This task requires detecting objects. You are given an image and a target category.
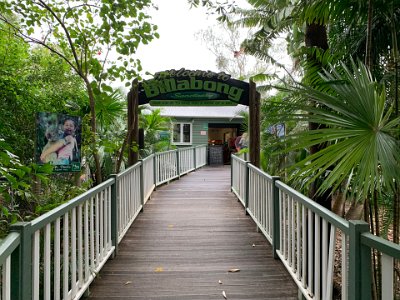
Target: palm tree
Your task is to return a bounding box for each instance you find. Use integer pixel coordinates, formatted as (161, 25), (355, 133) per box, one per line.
(279, 60), (399, 204)
(88, 89), (126, 179)
(139, 108), (172, 157)
(275, 59), (399, 299)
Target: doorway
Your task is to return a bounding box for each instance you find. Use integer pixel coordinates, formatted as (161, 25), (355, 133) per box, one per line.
(208, 123), (242, 164)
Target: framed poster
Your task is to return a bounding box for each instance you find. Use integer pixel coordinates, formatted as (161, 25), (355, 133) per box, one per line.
(36, 112), (82, 172)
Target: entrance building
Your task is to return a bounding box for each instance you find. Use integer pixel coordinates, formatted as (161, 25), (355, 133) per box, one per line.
(149, 105), (247, 164)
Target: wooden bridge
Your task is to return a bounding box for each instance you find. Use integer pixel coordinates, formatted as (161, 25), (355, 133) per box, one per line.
(1, 145), (400, 300)
(87, 166), (297, 299)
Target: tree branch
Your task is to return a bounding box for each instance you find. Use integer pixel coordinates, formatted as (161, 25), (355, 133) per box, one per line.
(0, 16), (81, 75)
(37, 0), (82, 73)
(62, 3), (100, 24)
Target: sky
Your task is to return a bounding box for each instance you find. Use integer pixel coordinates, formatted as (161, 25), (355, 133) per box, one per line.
(135, 0), (221, 78)
(134, 0), (291, 82)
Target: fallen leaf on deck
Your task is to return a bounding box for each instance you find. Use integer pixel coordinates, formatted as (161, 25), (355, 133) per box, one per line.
(124, 281), (132, 285)
(155, 267), (164, 272)
(228, 268), (240, 273)
(222, 290), (227, 299)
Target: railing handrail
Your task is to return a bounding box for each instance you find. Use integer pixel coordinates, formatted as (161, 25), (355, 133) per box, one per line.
(275, 180), (350, 233)
(1, 145), (208, 300)
(361, 232), (400, 258)
(231, 153), (247, 164)
(0, 232), (19, 265)
(30, 178), (115, 231)
(155, 149), (177, 156)
(115, 161), (141, 178)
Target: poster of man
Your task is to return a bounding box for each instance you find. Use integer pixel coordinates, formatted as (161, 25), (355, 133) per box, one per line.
(36, 112), (82, 172)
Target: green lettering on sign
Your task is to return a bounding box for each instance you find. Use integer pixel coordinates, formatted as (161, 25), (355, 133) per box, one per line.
(138, 69), (250, 106)
(149, 100), (237, 106)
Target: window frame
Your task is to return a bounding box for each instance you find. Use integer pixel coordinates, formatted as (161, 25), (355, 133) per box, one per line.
(171, 122), (193, 145)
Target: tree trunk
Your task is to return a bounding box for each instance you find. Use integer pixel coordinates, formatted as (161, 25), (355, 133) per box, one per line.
(84, 79), (102, 184)
(362, 196), (379, 300)
(394, 184), (400, 244)
(304, 22), (331, 209)
(392, 19), (399, 245)
(365, 0), (373, 69)
(115, 115), (138, 173)
(373, 191), (381, 299)
(127, 80), (139, 167)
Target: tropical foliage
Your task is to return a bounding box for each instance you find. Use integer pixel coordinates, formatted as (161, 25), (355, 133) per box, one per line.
(139, 108), (173, 157)
(278, 61), (399, 200)
(189, 1), (400, 296)
(0, 1), (162, 236)
(0, 0), (158, 183)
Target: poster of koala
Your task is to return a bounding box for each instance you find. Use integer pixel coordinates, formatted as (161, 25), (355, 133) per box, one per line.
(36, 112), (82, 172)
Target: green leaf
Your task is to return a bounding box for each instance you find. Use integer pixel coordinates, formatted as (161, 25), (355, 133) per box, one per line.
(276, 60), (400, 200)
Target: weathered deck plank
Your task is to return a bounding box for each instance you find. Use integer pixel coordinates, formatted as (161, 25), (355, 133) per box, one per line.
(87, 166), (298, 299)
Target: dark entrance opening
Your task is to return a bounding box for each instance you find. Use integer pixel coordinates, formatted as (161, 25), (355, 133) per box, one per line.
(208, 123), (242, 165)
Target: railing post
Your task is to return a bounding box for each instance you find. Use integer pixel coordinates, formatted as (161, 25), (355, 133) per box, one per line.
(153, 153), (157, 188)
(272, 177), (280, 259)
(110, 174), (119, 257)
(139, 160), (144, 212)
(230, 155), (233, 192)
(10, 222), (32, 300)
(193, 146), (197, 170)
(176, 149), (180, 178)
(348, 220), (371, 300)
(244, 162), (250, 214)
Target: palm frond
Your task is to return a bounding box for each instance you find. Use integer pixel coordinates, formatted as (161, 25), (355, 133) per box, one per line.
(276, 60), (400, 200)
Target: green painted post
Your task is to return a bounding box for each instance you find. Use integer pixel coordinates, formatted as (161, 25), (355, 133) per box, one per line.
(272, 176), (280, 259)
(348, 220), (371, 300)
(244, 162), (250, 214)
(360, 235), (372, 300)
(110, 175), (119, 257)
(176, 149), (180, 178)
(139, 160), (144, 212)
(10, 222), (32, 300)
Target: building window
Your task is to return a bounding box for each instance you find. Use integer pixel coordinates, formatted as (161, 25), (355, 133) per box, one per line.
(172, 123), (192, 145)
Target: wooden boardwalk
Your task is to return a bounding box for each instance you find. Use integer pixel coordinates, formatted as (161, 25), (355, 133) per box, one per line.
(87, 166), (298, 299)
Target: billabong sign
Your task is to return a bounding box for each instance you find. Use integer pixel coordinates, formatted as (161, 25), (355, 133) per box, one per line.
(138, 68), (250, 106)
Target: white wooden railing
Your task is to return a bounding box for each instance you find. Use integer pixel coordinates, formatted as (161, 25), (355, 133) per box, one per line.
(29, 179), (115, 300)
(142, 154), (155, 204)
(0, 232), (19, 300)
(247, 164), (276, 244)
(231, 155), (248, 207)
(115, 163), (142, 243)
(276, 182), (348, 300)
(231, 154), (400, 300)
(195, 145), (207, 168)
(2, 145), (207, 300)
(155, 145), (208, 185)
(178, 147), (195, 175)
(155, 150), (178, 185)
